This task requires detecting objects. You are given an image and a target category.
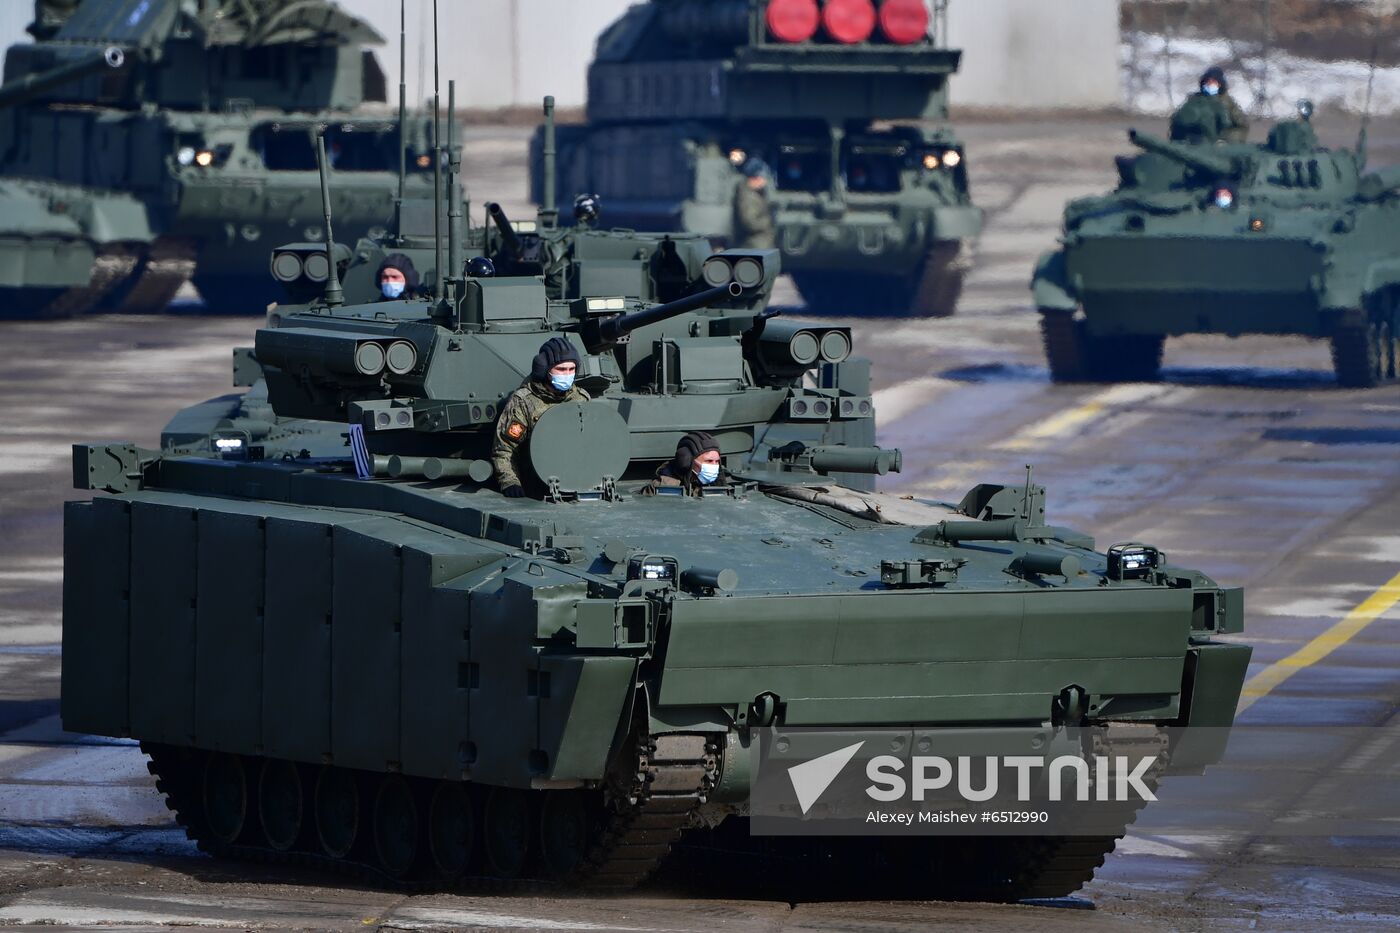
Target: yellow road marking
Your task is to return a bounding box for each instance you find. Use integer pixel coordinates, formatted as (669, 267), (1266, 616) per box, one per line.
(1237, 568), (1400, 712)
(996, 384), (1172, 452)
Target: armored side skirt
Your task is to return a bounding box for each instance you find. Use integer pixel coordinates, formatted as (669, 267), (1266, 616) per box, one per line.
(61, 493), (635, 789)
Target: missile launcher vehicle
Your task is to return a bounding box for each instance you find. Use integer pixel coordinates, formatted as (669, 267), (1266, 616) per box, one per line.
(0, 0), (438, 317)
(530, 0), (982, 317)
(1034, 101), (1400, 387)
(63, 136), (1251, 896)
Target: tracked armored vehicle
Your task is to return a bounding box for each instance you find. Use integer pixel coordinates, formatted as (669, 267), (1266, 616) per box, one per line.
(64, 150), (1250, 896)
(170, 96), (877, 486)
(0, 0), (437, 317)
(1034, 102), (1400, 387)
(531, 0), (982, 317)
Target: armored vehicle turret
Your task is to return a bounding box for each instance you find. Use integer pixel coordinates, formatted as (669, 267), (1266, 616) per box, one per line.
(1033, 102), (1400, 387)
(529, 0), (982, 317)
(0, 0), (440, 317)
(62, 156), (1250, 897)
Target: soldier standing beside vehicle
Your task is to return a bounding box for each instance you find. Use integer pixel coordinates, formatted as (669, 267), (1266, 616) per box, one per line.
(492, 336), (591, 498)
(640, 431), (730, 496)
(733, 157), (775, 249)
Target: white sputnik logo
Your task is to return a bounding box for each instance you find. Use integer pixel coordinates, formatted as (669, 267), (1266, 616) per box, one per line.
(787, 742), (864, 815)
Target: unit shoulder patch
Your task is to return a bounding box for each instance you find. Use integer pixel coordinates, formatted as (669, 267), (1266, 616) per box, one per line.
(507, 421), (526, 440)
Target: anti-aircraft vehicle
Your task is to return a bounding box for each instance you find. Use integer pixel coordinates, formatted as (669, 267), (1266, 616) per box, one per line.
(63, 109), (1250, 901)
(0, 0), (438, 317)
(1034, 99), (1400, 387)
(531, 0), (982, 316)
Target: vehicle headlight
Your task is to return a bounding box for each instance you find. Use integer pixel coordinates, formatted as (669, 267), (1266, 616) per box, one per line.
(942, 149), (962, 168)
(1213, 187), (1235, 209)
(922, 152), (940, 170)
(177, 147), (197, 166)
(728, 148), (747, 166)
(195, 149), (216, 168)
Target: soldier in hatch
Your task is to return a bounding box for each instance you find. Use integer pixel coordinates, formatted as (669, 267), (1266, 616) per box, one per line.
(640, 431), (731, 497)
(491, 336), (591, 498)
(1171, 66), (1249, 144)
(376, 253), (419, 301)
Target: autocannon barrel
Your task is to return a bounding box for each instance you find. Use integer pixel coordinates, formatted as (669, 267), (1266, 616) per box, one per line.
(486, 202), (522, 258)
(1128, 129), (1237, 177)
(808, 446), (902, 475)
(585, 282), (742, 349)
(0, 45), (126, 110)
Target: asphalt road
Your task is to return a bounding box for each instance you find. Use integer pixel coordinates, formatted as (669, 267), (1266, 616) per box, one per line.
(0, 113), (1398, 931)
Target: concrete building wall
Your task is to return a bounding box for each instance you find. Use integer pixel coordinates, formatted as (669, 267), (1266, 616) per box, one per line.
(0, 1), (1122, 111)
(946, 0), (1122, 109)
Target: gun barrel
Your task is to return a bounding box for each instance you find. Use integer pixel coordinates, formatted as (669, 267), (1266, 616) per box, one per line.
(487, 202), (522, 257)
(1128, 128), (1236, 176)
(592, 282), (742, 347)
(0, 45), (126, 110)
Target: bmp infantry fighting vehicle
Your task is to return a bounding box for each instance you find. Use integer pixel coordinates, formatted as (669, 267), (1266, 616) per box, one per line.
(531, 0), (982, 316)
(1034, 101), (1400, 387)
(0, 0), (437, 317)
(64, 152), (1250, 897)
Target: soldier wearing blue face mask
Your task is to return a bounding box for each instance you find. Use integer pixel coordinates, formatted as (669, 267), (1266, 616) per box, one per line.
(492, 336), (592, 498)
(1173, 66), (1249, 144)
(640, 431), (730, 497)
(376, 253), (420, 301)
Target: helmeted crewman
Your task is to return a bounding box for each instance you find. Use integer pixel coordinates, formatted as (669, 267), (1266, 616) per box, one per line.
(574, 193), (602, 228)
(1171, 66), (1249, 144)
(491, 336), (591, 497)
(376, 253), (420, 301)
(640, 431), (730, 497)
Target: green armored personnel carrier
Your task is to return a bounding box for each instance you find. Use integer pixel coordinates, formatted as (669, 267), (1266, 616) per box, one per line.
(0, 0), (438, 317)
(1034, 101), (1400, 387)
(530, 0), (982, 316)
(63, 138), (1250, 895)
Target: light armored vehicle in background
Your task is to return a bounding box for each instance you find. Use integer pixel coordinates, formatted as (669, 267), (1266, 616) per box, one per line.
(530, 0), (982, 316)
(63, 146), (1249, 896)
(1033, 102), (1400, 387)
(0, 0), (438, 317)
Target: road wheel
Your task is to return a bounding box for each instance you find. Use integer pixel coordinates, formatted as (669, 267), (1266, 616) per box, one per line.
(258, 759), (304, 852)
(539, 791), (594, 880)
(202, 753), (248, 845)
(372, 775), (421, 878)
(911, 240), (971, 317)
(1331, 313), (1389, 388)
(483, 787), (533, 878)
(427, 781), (476, 881)
(313, 766), (360, 859)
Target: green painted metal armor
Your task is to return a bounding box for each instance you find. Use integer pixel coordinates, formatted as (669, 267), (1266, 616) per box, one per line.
(1033, 103), (1400, 387)
(529, 0), (982, 316)
(0, 0), (438, 317)
(64, 186), (1249, 892)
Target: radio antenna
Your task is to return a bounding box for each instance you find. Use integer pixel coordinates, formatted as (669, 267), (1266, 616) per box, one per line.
(431, 0), (444, 306)
(395, 0), (407, 233)
(315, 132), (343, 308)
(1357, 25), (1380, 169)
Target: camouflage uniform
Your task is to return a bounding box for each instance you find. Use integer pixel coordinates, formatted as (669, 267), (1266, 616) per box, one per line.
(1215, 92), (1250, 143)
(491, 378), (590, 490)
(733, 182), (775, 250)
